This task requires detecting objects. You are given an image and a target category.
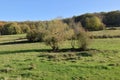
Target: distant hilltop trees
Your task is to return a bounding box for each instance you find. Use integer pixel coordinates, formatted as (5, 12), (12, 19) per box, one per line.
(64, 10), (120, 28)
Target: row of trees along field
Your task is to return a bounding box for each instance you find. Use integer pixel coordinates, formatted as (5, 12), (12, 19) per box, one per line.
(27, 20), (90, 51)
(0, 21), (43, 35)
(0, 20), (90, 51)
(0, 10), (120, 35)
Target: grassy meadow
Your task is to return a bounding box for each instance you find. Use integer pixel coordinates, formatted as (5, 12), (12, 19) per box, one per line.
(0, 31), (120, 80)
(89, 29), (120, 38)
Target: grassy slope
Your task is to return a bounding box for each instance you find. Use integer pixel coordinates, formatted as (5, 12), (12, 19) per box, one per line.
(89, 30), (120, 38)
(0, 34), (120, 80)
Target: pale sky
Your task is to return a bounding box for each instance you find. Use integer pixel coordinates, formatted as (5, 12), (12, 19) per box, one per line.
(0, 0), (120, 21)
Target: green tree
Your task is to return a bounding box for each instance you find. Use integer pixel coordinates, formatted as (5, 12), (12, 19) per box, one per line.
(2, 22), (22, 35)
(26, 29), (39, 42)
(0, 22), (5, 35)
(104, 11), (120, 27)
(84, 16), (105, 31)
(20, 24), (31, 33)
(44, 20), (73, 51)
(26, 22), (47, 42)
(77, 26), (90, 50)
(70, 22), (90, 50)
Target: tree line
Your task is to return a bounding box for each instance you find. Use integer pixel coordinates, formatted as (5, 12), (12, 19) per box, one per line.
(0, 10), (120, 35)
(64, 10), (120, 29)
(27, 20), (90, 51)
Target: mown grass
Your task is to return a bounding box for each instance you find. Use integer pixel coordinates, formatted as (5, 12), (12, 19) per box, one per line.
(0, 34), (120, 80)
(89, 38), (120, 51)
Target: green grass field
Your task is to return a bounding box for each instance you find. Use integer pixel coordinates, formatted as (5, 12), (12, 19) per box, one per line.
(89, 30), (120, 38)
(0, 34), (120, 80)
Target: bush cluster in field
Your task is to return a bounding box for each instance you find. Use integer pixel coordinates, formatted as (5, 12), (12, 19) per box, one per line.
(27, 20), (90, 51)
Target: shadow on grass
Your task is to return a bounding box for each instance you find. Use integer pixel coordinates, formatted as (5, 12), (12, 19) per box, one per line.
(0, 40), (89, 55)
(0, 48), (88, 55)
(0, 49), (51, 55)
(0, 40), (37, 45)
(0, 40), (118, 55)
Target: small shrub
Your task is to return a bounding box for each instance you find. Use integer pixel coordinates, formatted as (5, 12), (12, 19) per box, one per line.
(70, 22), (90, 50)
(26, 29), (38, 42)
(43, 20), (74, 51)
(83, 15), (105, 31)
(76, 26), (90, 51)
(20, 24), (31, 33)
(1, 22), (22, 35)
